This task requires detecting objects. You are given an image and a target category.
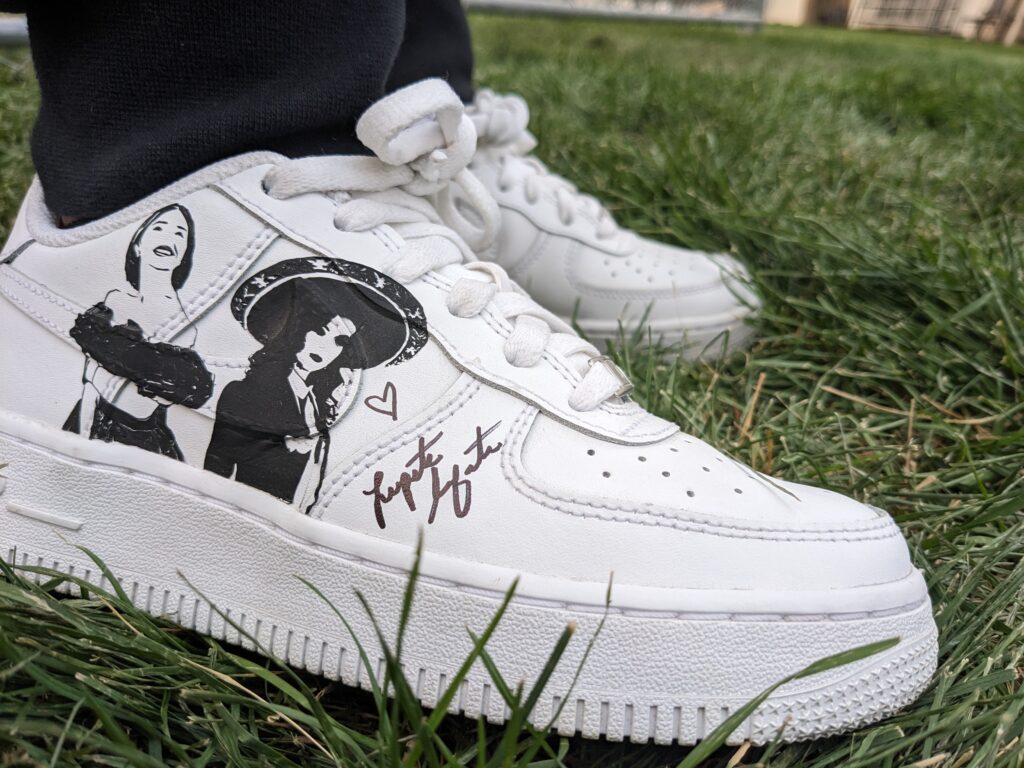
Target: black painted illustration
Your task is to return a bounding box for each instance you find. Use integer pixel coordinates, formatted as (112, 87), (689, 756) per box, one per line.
(203, 257), (427, 513)
(63, 204), (214, 459)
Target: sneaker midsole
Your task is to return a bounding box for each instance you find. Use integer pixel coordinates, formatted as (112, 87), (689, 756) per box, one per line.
(0, 410), (938, 743)
(0, 409), (928, 617)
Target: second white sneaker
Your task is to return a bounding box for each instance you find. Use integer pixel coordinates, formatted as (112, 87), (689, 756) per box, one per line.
(468, 89), (760, 360)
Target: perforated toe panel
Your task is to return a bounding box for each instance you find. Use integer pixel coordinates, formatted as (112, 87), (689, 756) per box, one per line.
(518, 412), (887, 531)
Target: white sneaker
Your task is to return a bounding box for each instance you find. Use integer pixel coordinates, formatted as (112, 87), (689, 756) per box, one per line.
(0, 79), (933, 745)
(468, 90), (759, 360)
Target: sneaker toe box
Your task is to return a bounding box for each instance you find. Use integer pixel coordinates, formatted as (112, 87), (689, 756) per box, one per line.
(568, 238), (760, 355)
(518, 418), (918, 597)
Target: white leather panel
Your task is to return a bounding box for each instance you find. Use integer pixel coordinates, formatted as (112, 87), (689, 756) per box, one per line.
(520, 410), (888, 530)
(415, 270), (678, 443)
(213, 164), (678, 445)
(0, 294), (84, 429)
(470, 150), (632, 256)
(312, 386), (912, 591)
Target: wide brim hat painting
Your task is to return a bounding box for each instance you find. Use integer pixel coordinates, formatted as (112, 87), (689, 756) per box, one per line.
(231, 256), (428, 369)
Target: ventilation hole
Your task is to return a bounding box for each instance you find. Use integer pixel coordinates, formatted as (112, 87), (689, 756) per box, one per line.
(734, 488), (743, 494)
(702, 466), (710, 472)
(610, 271), (617, 278)
(670, 447), (679, 453)
(686, 490), (695, 497)
(587, 449), (596, 456)
(638, 456), (646, 462)
(602, 471), (611, 478)
(662, 471), (671, 477)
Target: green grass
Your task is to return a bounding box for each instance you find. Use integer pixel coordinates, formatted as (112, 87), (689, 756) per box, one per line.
(2, 15), (1024, 768)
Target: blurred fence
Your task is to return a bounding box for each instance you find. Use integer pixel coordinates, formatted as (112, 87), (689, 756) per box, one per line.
(0, 3), (765, 50)
(0, 15), (26, 46)
(467, 0), (765, 25)
(2, 1), (1020, 44)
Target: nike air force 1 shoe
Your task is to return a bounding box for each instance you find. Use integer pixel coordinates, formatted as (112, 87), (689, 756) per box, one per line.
(0, 79), (933, 745)
(468, 90), (759, 360)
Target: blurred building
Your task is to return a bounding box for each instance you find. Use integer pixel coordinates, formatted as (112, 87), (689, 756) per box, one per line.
(762, 0), (1023, 37)
(847, 0), (1024, 39)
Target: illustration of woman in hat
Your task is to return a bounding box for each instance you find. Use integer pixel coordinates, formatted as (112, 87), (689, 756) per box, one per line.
(203, 256), (426, 514)
(63, 204), (214, 459)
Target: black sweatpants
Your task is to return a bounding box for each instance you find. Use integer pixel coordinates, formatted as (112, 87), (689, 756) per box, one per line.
(6, 0), (475, 222)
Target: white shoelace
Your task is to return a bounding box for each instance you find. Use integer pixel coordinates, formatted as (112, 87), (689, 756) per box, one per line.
(469, 89), (620, 241)
(261, 79), (631, 412)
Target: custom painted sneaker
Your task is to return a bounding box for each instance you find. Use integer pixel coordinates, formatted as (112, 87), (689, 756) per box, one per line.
(0, 80), (934, 745)
(468, 89), (759, 360)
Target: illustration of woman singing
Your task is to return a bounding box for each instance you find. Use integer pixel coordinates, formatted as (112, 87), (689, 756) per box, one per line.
(204, 257), (427, 513)
(63, 204), (214, 459)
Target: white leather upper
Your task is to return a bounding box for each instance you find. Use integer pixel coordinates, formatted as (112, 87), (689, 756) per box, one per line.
(0, 83), (917, 609)
(467, 91), (759, 340)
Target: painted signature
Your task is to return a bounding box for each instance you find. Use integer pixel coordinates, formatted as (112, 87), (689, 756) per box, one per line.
(364, 422), (503, 529)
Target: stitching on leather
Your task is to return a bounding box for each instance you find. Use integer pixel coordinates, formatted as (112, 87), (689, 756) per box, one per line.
(202, 357), (253, 369)
(502, 407), (899, 542)
(564, 237), (582, 290)
(24, 155), (283, 248)
(214, 179), (375, 268)
(419, 273), (674, 441)
(620, 408), (659, 437)
(0, 280), (66, 336)
(548, 224), (731, 301)
(370, 227), (402, 253)
(448, 248), (669, 432)
(510, 229), (551, 278)
(420, 272), (584, 391)
(167, 190), (669, 444)
(575, 279), (727, 302)
(1, 268), (83, 318)
(494, 198), (630, 258)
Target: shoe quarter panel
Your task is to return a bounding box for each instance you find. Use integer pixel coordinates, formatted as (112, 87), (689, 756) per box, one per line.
(1, 177), (461, 519)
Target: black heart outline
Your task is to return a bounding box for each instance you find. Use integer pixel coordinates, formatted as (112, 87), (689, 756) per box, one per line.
(364, 381), (398, 421)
